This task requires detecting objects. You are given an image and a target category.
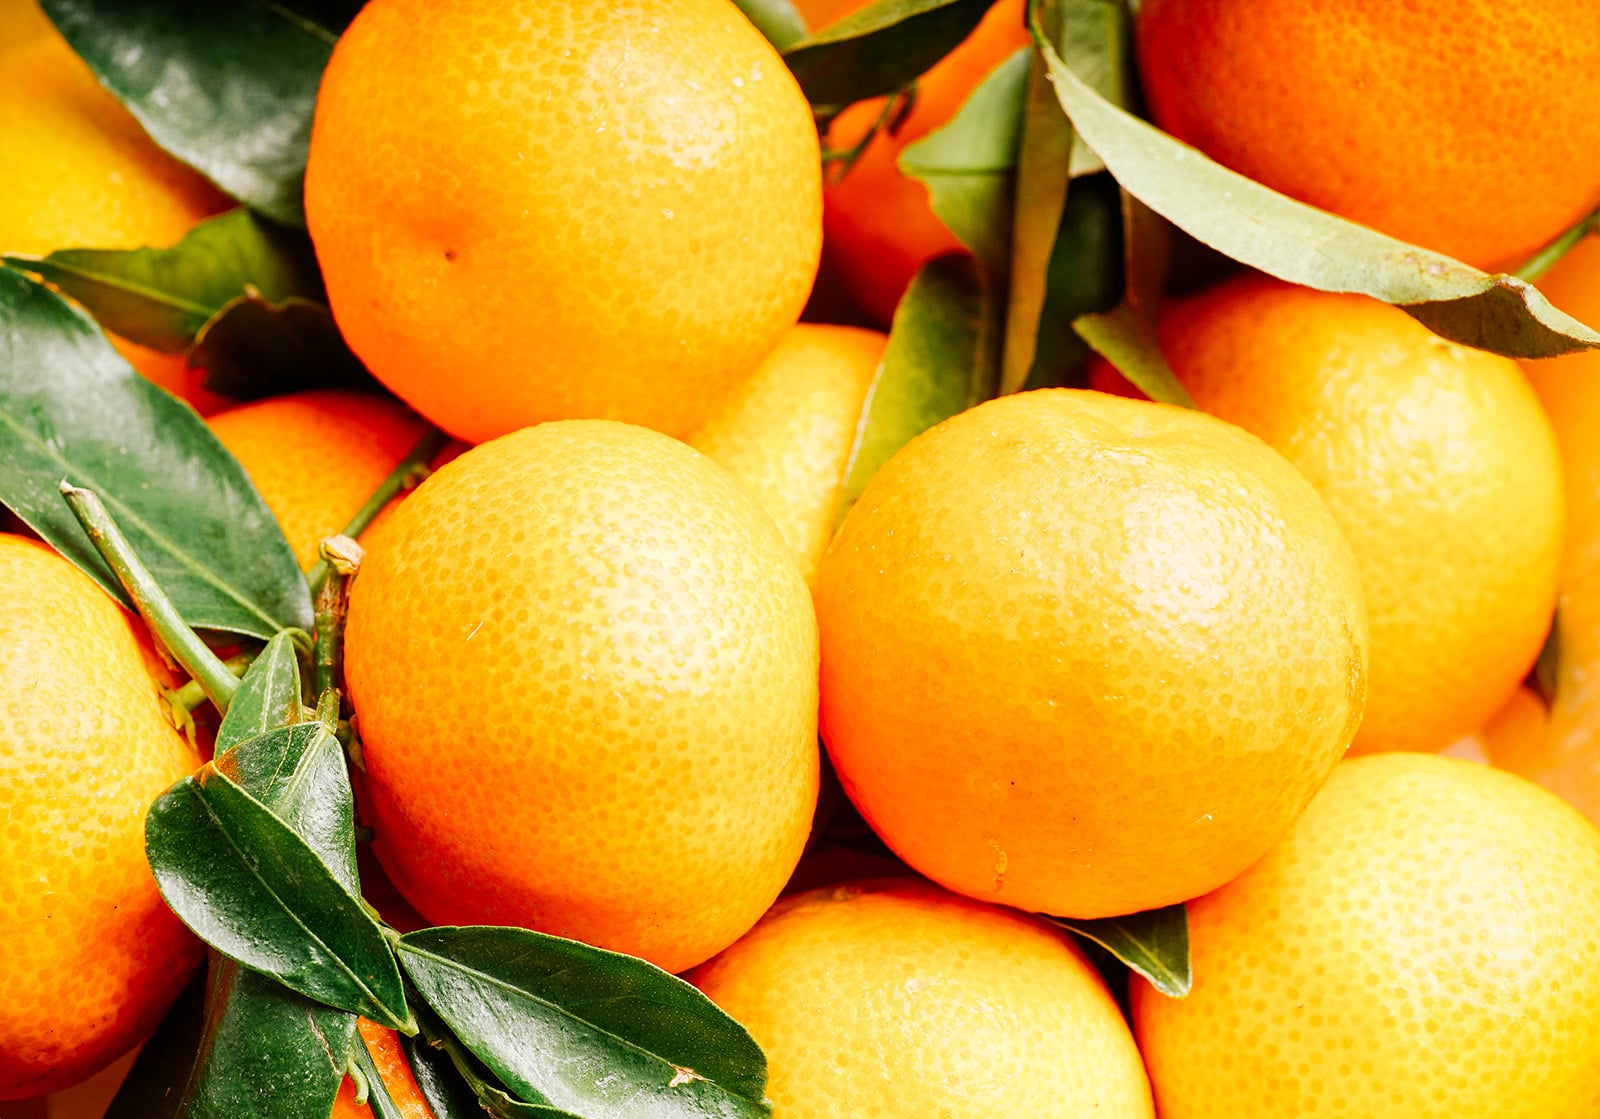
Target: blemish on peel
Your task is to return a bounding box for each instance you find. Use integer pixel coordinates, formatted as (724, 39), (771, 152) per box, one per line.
(988, 839), (1008, 891)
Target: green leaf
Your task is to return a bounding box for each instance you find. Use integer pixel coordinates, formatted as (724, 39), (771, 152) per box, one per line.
(899, 47), (1030, 274)
(398, 926), (771, 1119)
(192, 293), (377, 402)
(1533, 614), (1561, 708)
(401, 1030), (491, 1119)
(145, 765), (408, 1028)
(39, 0), (360, 225)
(104, 967), (208, 1119)
(1050, 902), (1191, 998)
(1022, 172), (1125, 389)
(837, 254), (1000, 522)
(215, 633), (305, 753)
(1056, 0), (1136, 177)
(731, 0), (809, 49)
(3, 209), (324, 354)
(784, 0), (999, 110)
(0, 265), (311, 638)
(1028, 0), (1600, 359)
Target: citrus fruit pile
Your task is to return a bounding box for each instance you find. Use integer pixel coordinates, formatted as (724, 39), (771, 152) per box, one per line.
(3, 0), (1600, 1117)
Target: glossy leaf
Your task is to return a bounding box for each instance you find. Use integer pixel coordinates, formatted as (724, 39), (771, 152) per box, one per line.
(0, 266), (311, 638)
(784, 0), (999, 110)
(40, 0), (361, 225)
(1051, 902), (1191, 998)
(215, 633), (305, 753)
(399, 926), (771, 1119)
(145, 765), (408, 1028)
(192, 293), (376, 402)
(401, 1029), (491, 1119)
(900, 47), (1030, 274)
(1028, 0), (1600, 358)
(3, 209), (323, 354)
(837, 254), (1000, 521)
(731, 0), (808, 49)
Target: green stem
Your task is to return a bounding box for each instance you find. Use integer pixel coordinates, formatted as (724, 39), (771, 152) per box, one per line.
(166, 652), (256, 716)
(306, 427), (449, 597)
(820, 83), (917, 178)
(353, 1034), (407, 1119)
(313, 537), (361, 701)
(1516, 211), (1599, 283)
(61, 483), (239, 713)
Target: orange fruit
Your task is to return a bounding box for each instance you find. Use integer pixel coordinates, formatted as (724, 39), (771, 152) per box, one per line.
(344, 420), (819, 974)
(0, 0), (50, 57)
(688, 322), (885, 587)
(208, 390), (430, 571)
(329, 1020), (436, 1119)
(1133, 753), (1600, 1118)
(110, 335), (230, 417)
(304, 0), (822, 445)
(690, 878), (1153, 1117)
(1136, 0), (1600, 270)
(816, 388), (1367, 919)
(0, 535), (203, 1099)
(1441, 685), (1549, 770)
(1092, 275), (1563, 754)
(819, 0), (1027, 324)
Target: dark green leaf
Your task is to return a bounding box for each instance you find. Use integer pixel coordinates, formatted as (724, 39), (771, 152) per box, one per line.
(215, 633), (305, 753)
(1023, 172), (1124, 389)
(399, 926), (771, 1119)
(211, 723), (359, 891)
(402, 1030), (493, 1119)
(1533, 614), (1561, 707)
(837, 254), (1000, 522)
(40, 0), (361, 225)
(3, 209), (324, 354)
(1028, 0), (1600, 359)
(784, 0), (999, 110)
(145, 765), (408, 1028)
(1050, 902), (1191, 998)
(899, 47), (1030, 274)
(1056, 0), (1135, 176)
(0, 265), (311, 638)
(731, 0), (808, 49)
(192, 293), (377, 402)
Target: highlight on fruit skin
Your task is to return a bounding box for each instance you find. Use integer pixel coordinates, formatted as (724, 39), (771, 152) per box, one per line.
(343, 419), (820, 975)
(816, 388), (1369, 921)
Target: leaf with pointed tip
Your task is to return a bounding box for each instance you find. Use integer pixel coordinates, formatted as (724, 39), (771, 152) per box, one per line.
(1022, 172), (1125, 390)
(784, 0), (999, 110)
(0, 265), (311, 638)
(399, 926), (771, 1119)
(900, 47), (1029, 274)
(1028, 0), (1600, 358)
(1050, 902), (1191, 997)
(1056, 0), (1136, 177)
(215, 633), (304, 753)
(40, 0), (362, 225)
(731, 0), (808, 49)
(145, 765), (407, 1028)
(192, 293), (377, 402)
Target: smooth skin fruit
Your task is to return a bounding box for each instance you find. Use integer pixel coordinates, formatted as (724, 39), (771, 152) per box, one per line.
(208, 390), (431, 570)
(305, 0), (822, 445)
(816, 0), (1027, 324)
(1093, 275), (1563, 754)
(1134, 753), (1600, 1118)
(344, 420), (820, 974)
(329, 1021), (436, 1119)
(688, 322), (886, 587)
(0, 536), (203, 1099)
(691, 879), (1153, 1118)
(0, 0), (50, 57)
(1137, 0), (1600, 270)
(817, 388), (1368, 919)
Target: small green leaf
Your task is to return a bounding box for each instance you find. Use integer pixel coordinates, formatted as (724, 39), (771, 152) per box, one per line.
(1028, 0), (1600, 359)
(40, 0), (361, 225)
(399, 926), (771, 1119)
(192, 293), (377, 402)
(899, 47), (1030, 274)
(215, 633), (305, 753)
(0, 265), (311, 639)
(3, 209), (323, 354)
(785, 0), (999, 111)
(838, 254), (1001, 522)
(1023, 172), (1125, 389)
(145, 765), (408, 1028)
(1056, 0), (1135, 177)
(1051, 902), (1191, 998)
(731, 0), (809, 49)
(401, 1029), (490, 1119)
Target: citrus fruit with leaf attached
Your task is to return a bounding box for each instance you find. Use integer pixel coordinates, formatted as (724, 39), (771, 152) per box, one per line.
(689, 322), (885, 587)
(305, 0), (822, 445)
(1133, 753), (1600, 1118)
(344, 420), (819, 974)
(329, 1020), (435, 1119)
(817, 388), (1367, 919)
(0, 535), (203, 1100)
(1093, 275), (1563, 754)
(817, 0), (1027, 324)
(691, 878), (1154, 1117)
(1137, 0), (1600, 269)
(208, 390), (431, 570)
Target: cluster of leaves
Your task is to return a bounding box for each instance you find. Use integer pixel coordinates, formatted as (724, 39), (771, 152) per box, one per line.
(7, 0), (1598, 1112)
